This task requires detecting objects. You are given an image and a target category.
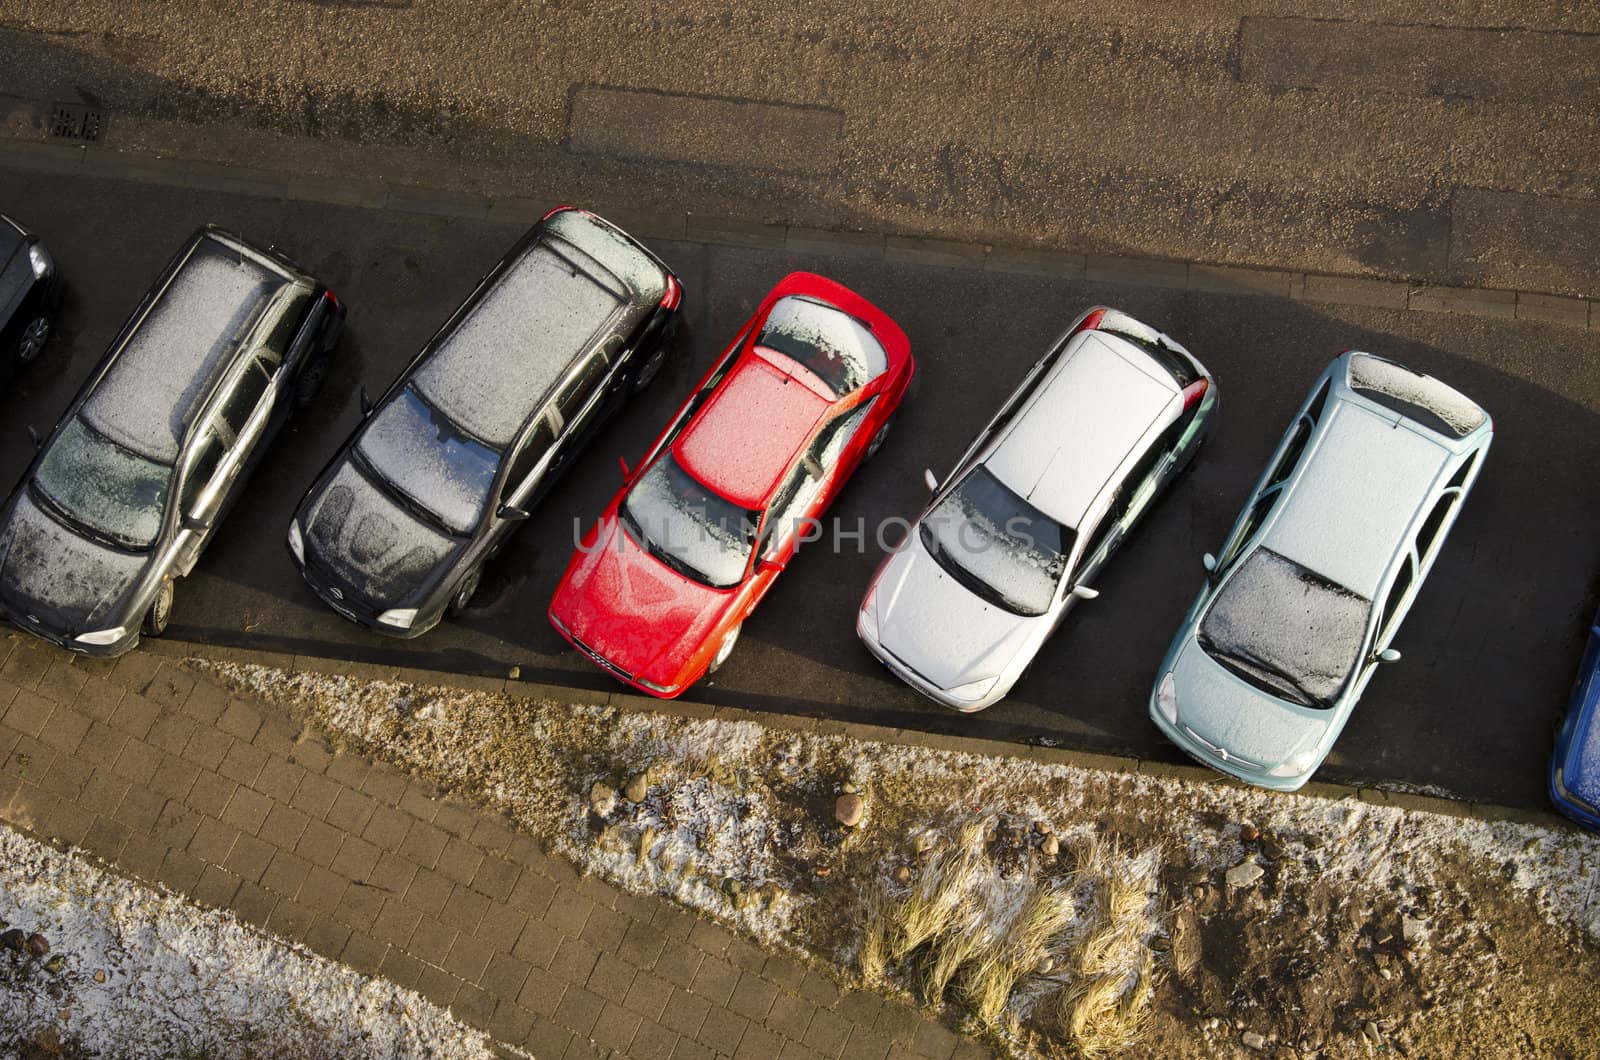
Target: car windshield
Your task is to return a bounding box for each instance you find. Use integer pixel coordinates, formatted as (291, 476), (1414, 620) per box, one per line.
(621, 454), (758, 589)
(357, 385), (502, 536)
(918, 465), (1071, 617)
(1198, 547), (1371, 709)
(32, 417), (171, 550)
(756, 295), (887, 397)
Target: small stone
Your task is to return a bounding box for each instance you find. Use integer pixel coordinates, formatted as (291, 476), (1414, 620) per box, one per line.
(1239, 823), (1260, 843)
(1523, 837), (1539, 854)
(588, 780), (617, 817)
(93, 969), (106, 984)
(1364, 1021), (1383, 1044)
(813, 865), (832, 878)
(0, 928), (24, 952)
(835, 793), (865, 827)
(507, 665), (521, 680)
(892, 865), (912, 884)
(841, 781), (857, 794)
(1242, 1030), (1267, 1050)
(723, 878), (743, 896)
(25, 933), (50, 958)
(1033, 819), (1052, 836)
(32, 1027), (60, 1053)
(1040, 835), (1060, 858)
(1402, 915), (1429, 946)
(912, 831), (937, 854)
(44, 954), (66, 974)
(1260, 836), (1285, 861)
(1034, 955), (1054, 974)
(1225, 860), (1264, 890)
(623, 773), (649, 803)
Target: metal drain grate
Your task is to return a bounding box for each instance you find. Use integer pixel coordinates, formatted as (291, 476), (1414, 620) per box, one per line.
(48, 102), (107, 142)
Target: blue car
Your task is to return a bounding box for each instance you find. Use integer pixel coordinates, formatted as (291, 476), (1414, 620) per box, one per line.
(1551, 605), (1600, 830)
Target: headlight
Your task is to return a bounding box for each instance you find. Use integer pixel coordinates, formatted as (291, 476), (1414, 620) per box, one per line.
(1269, 748), (1320, 778)
(28, 242), (52, 279)
(75, 626), (127, 646)
(286, 520), (304, 563)
(636, 676), (678, 695)
(1156, 671), (1178, 724)
(947, 676), (999, 702)
(377, 608), (418, 628)
(856, 587), (880, 642)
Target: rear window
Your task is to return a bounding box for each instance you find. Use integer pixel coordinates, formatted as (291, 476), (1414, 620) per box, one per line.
(756, 296), (887, 398)
(1101, 324), (1199, 387)
(1347, 354), (1486, 439)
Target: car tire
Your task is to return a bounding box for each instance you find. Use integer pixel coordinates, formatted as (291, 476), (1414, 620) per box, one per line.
(16, 315), (50, 363)
(707, 622), (741, 675)
(631, 325), (675, 393)
(446, 567), (481, 618)
(143, 580), (174, 637)
(294, 354), (330, 409)
(866, 417), (894, 460)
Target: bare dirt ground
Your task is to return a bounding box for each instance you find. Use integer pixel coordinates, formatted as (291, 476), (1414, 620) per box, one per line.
(204, 662), (1600, 1059)
(1, 2), (1597, 291)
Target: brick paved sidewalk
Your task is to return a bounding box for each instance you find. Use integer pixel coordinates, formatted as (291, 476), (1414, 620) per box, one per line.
(0, 633), (986, 1059)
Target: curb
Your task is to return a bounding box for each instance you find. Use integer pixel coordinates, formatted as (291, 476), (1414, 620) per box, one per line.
(2, 136), (1593, 332)
(146, 636), (1577, 835)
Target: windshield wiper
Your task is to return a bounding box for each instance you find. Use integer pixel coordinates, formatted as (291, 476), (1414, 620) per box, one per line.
(1201, 641), (1317, 708)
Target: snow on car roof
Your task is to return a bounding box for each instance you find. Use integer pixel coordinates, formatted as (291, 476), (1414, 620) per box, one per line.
(544, 209), (667, 304)
(985, 332), (1178, 529)
(413, 237), (630, 447)
(1347, 353), (1487, 438)
(674, 354), (834, 509)
(1265, 400), (1452, 598)
(81, 237), (287, 463)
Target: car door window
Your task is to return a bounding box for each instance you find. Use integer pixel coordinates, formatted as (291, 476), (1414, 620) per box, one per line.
(1414, 493), (1456, 560)
(1268, 418), (1312, 488)
(219, 357), (272, 437)
(1220, 491), (1277, 570)
(263, 290), (314, 358)
(761, 464), (822, 558)
(179, 429), (226, 515)
(811, 400), (874, 473)
(554, 350), (610, 427)
(1379, 558), (1414, 640)
(501, 415), (557, 502)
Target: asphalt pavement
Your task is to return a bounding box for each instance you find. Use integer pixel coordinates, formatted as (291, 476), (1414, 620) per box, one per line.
(2, 164), (1598, 810)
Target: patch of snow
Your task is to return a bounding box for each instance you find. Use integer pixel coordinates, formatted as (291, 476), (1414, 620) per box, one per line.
(757, 294), (886, 397)
(1347, 353), (1487, 438)
(546, 209), (667, 303)
(0, 491), (147, 629)
(302, 462), (457, 607)
(0, 825), (495, 1059)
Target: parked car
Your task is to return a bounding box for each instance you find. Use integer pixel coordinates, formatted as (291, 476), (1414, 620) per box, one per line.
(288, 206), (681, 637)
(549, 272), (913, 697)
(1, 212), (62, 378)
(1149, 352), (1491, 790)
(0, 226), (343, 655)
(856, 308), (1216, 712)
(1550, 603), (1600, 830)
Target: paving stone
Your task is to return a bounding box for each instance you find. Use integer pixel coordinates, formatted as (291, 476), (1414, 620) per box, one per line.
(623, 969), (675, 1022)
(38, 754), (93, 800)
(74, 677), (125, 721)
(873, 1004), (923, 1044)
(549, 934), (601, 985)
(724, 935), (767, 973)
(802, 1007), (853, 1056)
(416, 964), (463, 1007)
(473, 855), (520, 903)
(38, 706), (90, 755)
(145, 714), (197, 757)
(360, 764), (410, 806)
(656, 938), (705, 988)
(690, 956), (740, 1007)
(437, 883), (491, 934)
(594, 1000), (644, 1052)
(192, 864), (243, 908)
(141, 666), (195, 710)
(513, 922), (564, 968)
(148, 755), (198, 801)
(728, 973), (779, 1022)
(253, 757), (306, 804)
(182, 728), (232, 771)
(218, 741), (268, 787)
(297, 865), (349, 915)
(618, 920), (669, 971)
(341, 932), (389, 976)
(178, 683), (229, 724)
(290, 772), (341, 818)
(454, 981), (499, 1026)
(408, 915), (458, 963)
(580, 904), (629, 952)
(778, 1041), (826, 1060)
(289, 735), (334, 774)
(331, 834), (382, 881)
(370, 898), (425, 947)
(661, 986), (712, 1038)
(380, 947), (428, 990)
(400, 819), (450, 868)
(524, 1017), (574, 1059)
(398, 782), (441, 822)
(432, 800), (479, 838)
(188, 815), (241, 864)
(187, 769), (237, 816)
(766, 991), (817, 1042)
(544, 888), (595, 937)
(554, 983), (608, 1038)
(82, 815), (131, 859)
(325, 787), (378, 835)
(362, 803), (411, 850)
(261, 849), (313, 899)
(909, 1018), (960, 1059)
(112, 739), (163, 785)
(220, 786), (272, 834)
(258, 802), (310, 850)
(114, 784), (166, 834)
(689, 920), (733, 958)
(232, 880), (279, 929)
(110, 693), (161, 739)
(437, 835), (485, 885)
(444, 931), (495, 982)
(507, 869), (557, 917)
(482, 951), (532, 999)
(588, 951), (636, 1004)
(517, 965), (569, 1017)
(842, 1025), (895, 1060)
(295, 817), (344, 867)
(404, 867), (455, 917)
(336, 881), (386, 932)
(371, 852), (418, 900)
(630, 1018), (681, 1060)
(304, 914), (354, 958)
(762, 955), (809, 991)
(216, 698), (263, 742)
(469, 816), (519, 857)
(731, 1020), (782, 1060)
(267, 899), (317, 942)
(117, 832), (168, 881)
(152, 800), (201, 849)
(223, 832), (276, 883)
(78, 722), (130, 767)
(2, 690), (53, 739)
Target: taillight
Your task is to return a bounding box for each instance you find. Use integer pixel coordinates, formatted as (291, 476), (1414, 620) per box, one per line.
(542, 204), (576, 221)
(324, 289), (341, 309)
(1181, 377), (1208, 411)
(661, 274), (682, 311)
(1076, 308), (1107, 332)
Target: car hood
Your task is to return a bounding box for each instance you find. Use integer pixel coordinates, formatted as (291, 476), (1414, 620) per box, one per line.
(299, 461), (463, 612)
(1168, 638), (1330, 769)
(551, 517), (731, 685)
(0, 491), (148, 635)
(872, 537), (1041, 690)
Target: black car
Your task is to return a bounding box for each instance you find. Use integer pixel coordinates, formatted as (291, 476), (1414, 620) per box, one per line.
(1, 213), (62, 378)
(0, 226), (344, 655)
(288, 206), (682, 638)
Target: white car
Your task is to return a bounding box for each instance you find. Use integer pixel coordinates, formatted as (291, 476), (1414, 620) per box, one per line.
(857, 307), (1216, 711)
(1150, 351), (1492, 791)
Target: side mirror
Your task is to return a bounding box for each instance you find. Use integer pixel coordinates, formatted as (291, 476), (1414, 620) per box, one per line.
(1376, 647), (1402, 664)
(181, 513), (211, 533)
(26, 425), (41, 450)
(1071, 585), (1099, 601)
(618, 456), (631, 481)
(496, 503), (530, 522)
(1202, 553), (1217, 573)
(359, 386), (373, 415)
(922, 469), (939, 493)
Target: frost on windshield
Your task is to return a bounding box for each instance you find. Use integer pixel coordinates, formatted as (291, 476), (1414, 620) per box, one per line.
(1199, 548), (1371, 708)
(0, 492), (146, 629)
(83, 239), (283, 462)
(305, 463), (458, 608)
(414, 240), (627, 446)
(545, 209), (667, 303)
(622, 456), (757, 589)
(33, 417), (169, 549)
(1348, 354), (1487, 438)
(920, 466), (1068, 617)
(756, 295), (887, 397)
(357, 387), (499, 536)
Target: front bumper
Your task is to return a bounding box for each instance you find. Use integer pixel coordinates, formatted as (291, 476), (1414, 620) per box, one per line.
(549, 610), (686, 700)
(292, 547), (439, 640)
(1549, 767), (1600, 832)
(0, 607), (140, 658)
(1148, 704), (1313, 793)
(856, 610), (1001, 713)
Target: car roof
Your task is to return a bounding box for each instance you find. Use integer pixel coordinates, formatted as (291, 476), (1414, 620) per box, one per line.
(985, 331), (1179, 528)
(80, 234), (293, 464)
(1264, 399), (1452, 598)
(674, 352), (836, 509)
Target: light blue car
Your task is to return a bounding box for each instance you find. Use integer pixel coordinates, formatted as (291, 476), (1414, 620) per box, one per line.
(1149, 352), (1492, 791)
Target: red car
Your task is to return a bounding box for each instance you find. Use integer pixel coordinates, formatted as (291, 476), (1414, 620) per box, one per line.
(549, 272), (914, 697)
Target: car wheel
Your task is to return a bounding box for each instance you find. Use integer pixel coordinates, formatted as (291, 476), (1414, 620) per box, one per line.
(707, 622), (741, 675)
(143, 580), (174, 637)
(16, 315), (50, 363)
(866, 417), (894, 460)
(446, 567), (481, 618)
(631, 342), (669, 393)
(294, 354), (330, 409)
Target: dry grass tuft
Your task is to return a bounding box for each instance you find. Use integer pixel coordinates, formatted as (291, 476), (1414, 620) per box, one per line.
(1056, 844), (1161, 1056)
(858, 885), (893, 985)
